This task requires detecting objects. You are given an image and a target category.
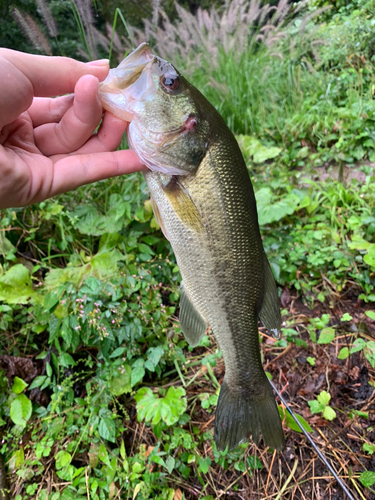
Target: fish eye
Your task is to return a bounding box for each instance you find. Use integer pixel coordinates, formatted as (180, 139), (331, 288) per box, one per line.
(161, 74), (180, 92)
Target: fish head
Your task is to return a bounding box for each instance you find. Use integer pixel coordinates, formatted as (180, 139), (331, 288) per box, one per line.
(99, 43), (209, 175)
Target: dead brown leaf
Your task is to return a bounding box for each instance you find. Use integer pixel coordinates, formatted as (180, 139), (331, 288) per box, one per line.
(174, 489), (183, 500)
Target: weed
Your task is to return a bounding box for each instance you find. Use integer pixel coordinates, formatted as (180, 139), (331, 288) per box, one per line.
(1, 1), (375, 499)
(308, 390), (337, 421)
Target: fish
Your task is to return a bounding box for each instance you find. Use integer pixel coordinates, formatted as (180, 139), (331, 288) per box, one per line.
(99, 43), (285, 451)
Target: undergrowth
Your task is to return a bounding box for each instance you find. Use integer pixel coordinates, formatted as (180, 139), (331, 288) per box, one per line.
(1, 1), (375, 499)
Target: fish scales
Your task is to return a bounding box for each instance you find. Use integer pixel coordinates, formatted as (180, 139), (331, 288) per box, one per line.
(99, 43), (285, 451)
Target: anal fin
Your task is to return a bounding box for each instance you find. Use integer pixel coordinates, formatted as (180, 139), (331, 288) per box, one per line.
(179, 281), (208, 347)
(259, 254), (281, 338)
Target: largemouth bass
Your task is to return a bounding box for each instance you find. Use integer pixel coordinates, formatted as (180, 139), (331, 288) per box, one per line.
(99, 44), (284, 451)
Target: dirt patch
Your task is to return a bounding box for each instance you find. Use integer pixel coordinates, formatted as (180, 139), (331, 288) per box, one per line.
(301, 160), (375, 184)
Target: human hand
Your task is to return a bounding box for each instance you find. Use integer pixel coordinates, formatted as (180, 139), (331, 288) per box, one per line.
(0, 49), (145, 209)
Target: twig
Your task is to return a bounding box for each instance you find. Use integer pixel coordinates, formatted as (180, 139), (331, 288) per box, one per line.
(85, 466), (89, 500)
(174, 359), (186, 387)
(264, 344), (293, 369)
(275, 458), (298, 500)
(265, 450), (276, 495)
(199, 416), (215, 432)
(350, 478), (367, 500)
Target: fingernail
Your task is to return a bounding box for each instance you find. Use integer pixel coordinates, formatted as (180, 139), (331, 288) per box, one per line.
(87, 59), (109, 67)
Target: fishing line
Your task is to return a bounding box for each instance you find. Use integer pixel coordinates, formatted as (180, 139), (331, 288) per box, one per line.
(270, 381), (357, 500)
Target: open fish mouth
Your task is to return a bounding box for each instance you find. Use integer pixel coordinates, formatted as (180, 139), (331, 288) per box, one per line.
(99, 43), (156, 122)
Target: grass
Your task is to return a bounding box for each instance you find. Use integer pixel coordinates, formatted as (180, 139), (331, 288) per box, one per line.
(1, 1), (375, 499)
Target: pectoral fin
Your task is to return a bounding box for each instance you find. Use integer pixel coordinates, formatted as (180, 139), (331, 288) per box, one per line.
(150, 196), (169, 241)
(259, 255), (281, 338)
(179, 281), (208, 346)
(163, 178), (204, 233)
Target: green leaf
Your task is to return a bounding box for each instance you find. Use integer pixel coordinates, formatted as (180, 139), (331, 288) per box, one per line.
(98, 417), (116, 443)
(247, 455), (263, 470)
(351, 338), (366, 354)
(55, 451), (72, 470)
(255, 188), (300, 226)
(109, 364), (132, 396)
(359, 471), (375, 488)
(109, 347), (127, 359)
(308, 400), (324, 414)
(363, 443), (375, 455)
(10, 394), (32, 426)
(306, 357), (316, 366)
(322, 406), (336, 421)
(317, 327), (335, 344)
(317, 391), (331, 406)
(0, 264), (36, 304)
(144, 346), (164, 372)
(0, 233), (16, 255)
(60, 316), (73, 347)
(364, 245), (375, 267)
(278, 407), (312, 433)
(253, 145), (282, 164)
(29, 375), (46, 391)
(120, 440), (126, 461)
(12, 377), (28, 394)
(45, 249), (124, 288)
(44, 290), (61, 311)
(237, 135), (281, 163)
(198, 457), (211, 474)
(340, 313), (353, 321)
(364, 341), (375, 368)
(135, 386), (187, 426)
(69, 194), (128, 236)
(338, 347), (349, 359)
(131, 358), (145, 387)
(349, 235), (371, 251)
(83, 276), (102, 294)
(165, 456), (175, 474)
(98, 443), (109, 464)
(58, 353), (76, 368)
(8, 448), (24, 471)
(365, 311), (375, 320)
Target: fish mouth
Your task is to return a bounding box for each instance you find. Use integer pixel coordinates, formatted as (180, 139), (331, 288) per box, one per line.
(99, 43), (155, 121)
(112, 43), (154, 90)
(103, 43), (154, 89)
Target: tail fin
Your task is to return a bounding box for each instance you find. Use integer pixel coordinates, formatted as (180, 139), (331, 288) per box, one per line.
(214, 378), (284, 451)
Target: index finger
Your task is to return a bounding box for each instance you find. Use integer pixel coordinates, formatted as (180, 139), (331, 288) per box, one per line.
(0, 49), (109, 97)
(0, 49), (109, 129)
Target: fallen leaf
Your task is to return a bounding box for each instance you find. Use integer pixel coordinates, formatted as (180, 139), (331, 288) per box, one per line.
(280, 286), (292, 308)
(174, 489), (183, 500)
(133, 483), (141, 500)
(349, 366), (360, 380)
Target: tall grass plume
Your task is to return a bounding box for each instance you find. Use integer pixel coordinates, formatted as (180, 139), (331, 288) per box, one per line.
(119, 0), (308, 68)
(12, 7), (52, 55)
